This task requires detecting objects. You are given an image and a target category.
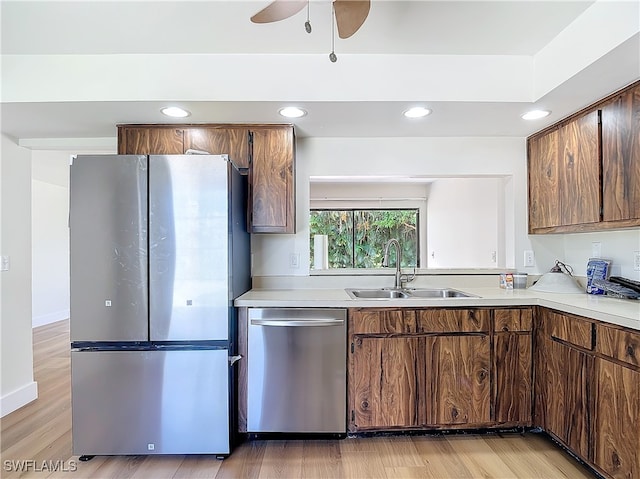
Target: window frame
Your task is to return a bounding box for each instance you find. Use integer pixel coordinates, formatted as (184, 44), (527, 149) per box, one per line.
(309, 207), (420, 270)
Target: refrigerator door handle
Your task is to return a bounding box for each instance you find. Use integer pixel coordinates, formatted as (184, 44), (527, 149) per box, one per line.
(229, 355), (243, 366)
(250, 319), (345, 327)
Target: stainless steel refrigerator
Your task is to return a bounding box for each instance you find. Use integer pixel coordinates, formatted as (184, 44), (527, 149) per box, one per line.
(69, 154), (250, 457)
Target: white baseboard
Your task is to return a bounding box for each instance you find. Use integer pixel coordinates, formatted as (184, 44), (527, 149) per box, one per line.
(1, 381), (38, 417)
(32, 309), (69, 328)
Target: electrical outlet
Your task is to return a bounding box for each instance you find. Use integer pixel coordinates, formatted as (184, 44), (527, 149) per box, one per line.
(289, 253), (300, 269)
(524, 250), (535, 267)
(0, 255), (9, 272)
(634, 251), (640, 271)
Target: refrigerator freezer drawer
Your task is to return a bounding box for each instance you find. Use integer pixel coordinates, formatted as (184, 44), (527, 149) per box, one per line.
(71, 349), (230, 455)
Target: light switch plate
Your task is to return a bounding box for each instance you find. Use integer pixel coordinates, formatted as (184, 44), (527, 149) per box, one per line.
(1, 255), (9, 271)
(591, 242), (602, 258)
(634, 251), (640, 271)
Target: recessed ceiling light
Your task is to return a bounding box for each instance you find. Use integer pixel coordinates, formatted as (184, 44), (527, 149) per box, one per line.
(161, 107), (190, 118)
(403, 107), (431, 118)
(521, 109), (551, 120)
(279, 107), (307, 118)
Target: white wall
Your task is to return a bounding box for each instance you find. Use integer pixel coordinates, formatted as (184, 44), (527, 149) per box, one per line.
(426, 178), (502, 269)
(1, 134), (37, 417)
(32, 180), (70, 327)
(31, 151), (72, 327)
(561, 229), (640, 281)
(252, 136), (563, 276)
(252, 136), (640, 279)
(31, 150), (112, 328)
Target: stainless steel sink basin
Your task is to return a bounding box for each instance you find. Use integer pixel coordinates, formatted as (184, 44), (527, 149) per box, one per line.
(346, 289), (410, 299)
(345, 288), (477, 299)
(404, 288), (477, 298)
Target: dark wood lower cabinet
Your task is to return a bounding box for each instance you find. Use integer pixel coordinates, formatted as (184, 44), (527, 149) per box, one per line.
(351, 336), (423, 429)
(594, 358), (640, 479)
(494, 332), (532, 425)
(348, 308), (501, 432)
(535, 336), (592, 460)
(426, 335), (490, 425)
(534, 309), (640, 479)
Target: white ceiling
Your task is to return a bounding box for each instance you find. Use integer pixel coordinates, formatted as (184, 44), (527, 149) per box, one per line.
(1, 0), (639, 145)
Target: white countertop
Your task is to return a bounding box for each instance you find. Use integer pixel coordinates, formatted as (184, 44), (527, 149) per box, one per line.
(235, 287), (640, 331)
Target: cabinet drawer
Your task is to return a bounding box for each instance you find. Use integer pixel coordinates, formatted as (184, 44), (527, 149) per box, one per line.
(349, 309), (415, 334)
(548, 312), (593, 350)
(596, 324), (640, 368)
(416, 309), (489, 333)
(494, 309), (532, 332)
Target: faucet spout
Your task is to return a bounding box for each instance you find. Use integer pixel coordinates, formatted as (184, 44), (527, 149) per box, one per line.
(382, 239), (402, 289)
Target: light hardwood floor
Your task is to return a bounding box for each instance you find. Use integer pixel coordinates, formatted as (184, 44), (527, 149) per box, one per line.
(1, 320), (596, 479)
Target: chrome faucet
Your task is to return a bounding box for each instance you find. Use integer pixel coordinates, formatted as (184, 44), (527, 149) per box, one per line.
(382, 238), (416, 289)
(382, 239), (403, 289)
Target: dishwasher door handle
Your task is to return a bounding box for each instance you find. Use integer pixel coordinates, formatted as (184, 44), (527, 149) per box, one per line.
(250, 319), (345, 327)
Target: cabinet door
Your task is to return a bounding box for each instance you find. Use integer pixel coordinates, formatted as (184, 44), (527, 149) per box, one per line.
(425, 335), (490, 425)
(494, 332), (532, 425)
(535, 337), (592, 460)
(594, 358), (640, 479)
(350, 336), (423, 430)
(349, 308), (414, 334)
(416, 309), (490, 333)
(249, 127), (295, 233)
(184, 128), (250, 169)
(558, 110), (601, 226)
(528, 128), (561, 230)
(601, 83), (640, 222)
(118, 127), (184, 155)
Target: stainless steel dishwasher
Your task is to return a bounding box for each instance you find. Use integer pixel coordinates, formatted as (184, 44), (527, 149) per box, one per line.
(247, 308), (346, 434)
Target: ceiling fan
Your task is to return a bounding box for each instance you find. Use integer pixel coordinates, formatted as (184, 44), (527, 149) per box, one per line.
(251, 0), (371, 61)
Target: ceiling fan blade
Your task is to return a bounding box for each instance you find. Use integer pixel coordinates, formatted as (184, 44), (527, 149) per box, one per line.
(250, 0), (308, 23)
(333, 0), (370, 39)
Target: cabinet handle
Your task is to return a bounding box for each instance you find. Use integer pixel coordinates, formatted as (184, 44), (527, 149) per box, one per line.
(626, 344), (636, 359)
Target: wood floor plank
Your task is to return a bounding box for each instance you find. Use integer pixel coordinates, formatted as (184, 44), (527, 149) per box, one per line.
(301, 440), (343, 478)
(442, 435), (519, 478)
(338, 451), (388, 479)
(411, 435), (476, 478)
(171, 455), (222, 479)
(0, 319), (598, 479)
(214, 440), (265, 479)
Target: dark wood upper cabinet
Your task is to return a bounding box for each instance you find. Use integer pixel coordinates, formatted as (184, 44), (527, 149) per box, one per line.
(184, 127), (250, 170)
(527, 79), (640, 233)
(558, 110), (600, 226)
(117, 123), (296, 234)
(118, 127), (184, 155)
(249, 126), (296, 234)
(528, 128), (561, 230)
(528, 111), (600, 232)
(601, 83), (640, 222)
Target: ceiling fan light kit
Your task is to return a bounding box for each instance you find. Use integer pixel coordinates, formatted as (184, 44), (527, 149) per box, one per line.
(251, 0), (371, 62)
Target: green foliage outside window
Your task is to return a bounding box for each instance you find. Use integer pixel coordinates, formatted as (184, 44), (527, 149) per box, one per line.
(310, 209), (418, 269)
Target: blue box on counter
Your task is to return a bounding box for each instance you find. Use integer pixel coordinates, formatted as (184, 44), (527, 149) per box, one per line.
(586, 258), (611, 294)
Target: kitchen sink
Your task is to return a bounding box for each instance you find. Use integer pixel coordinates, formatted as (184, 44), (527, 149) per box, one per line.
(345, 288), (477, 299)
(346, 289), (410, 299)
(404, 288), (477, 298)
